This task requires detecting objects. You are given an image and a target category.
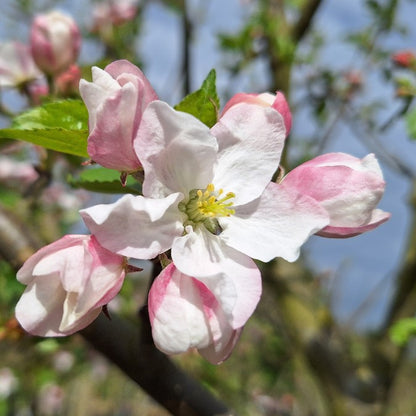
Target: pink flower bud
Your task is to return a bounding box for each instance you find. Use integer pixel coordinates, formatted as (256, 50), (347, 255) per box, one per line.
(79, 59), (158, 173)
(222, 91), (292, 135)
(281, 153), (391, 237)
(92, 0), (138, 32)
(148, 263), (244, 364)
(15, 235), (126, 336)
(55, 64), (81, 96)
(391, 50), (416, 68)
(30, 11), (81, 75)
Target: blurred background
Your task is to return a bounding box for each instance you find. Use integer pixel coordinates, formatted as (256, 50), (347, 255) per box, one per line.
(1, 0), (416, 415)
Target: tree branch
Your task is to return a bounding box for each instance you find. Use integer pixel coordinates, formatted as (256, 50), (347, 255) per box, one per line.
(0, 202), (233, 416)
(291, 0), (323, 42)
(80, 309), (233, 416)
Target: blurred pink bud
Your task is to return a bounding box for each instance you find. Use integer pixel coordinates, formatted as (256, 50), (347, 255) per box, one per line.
(92, 0), (138, 31)
(281, 153), (391, 238)
(392, 50), (416, 68)
(222, 91), (292, 135)
(30, 11), (81, 75)
(79, 59), (158, 173)
(0, 368), (18, 399)
(0, 42), (43, 89)
(55, 64), (81, 96)
(0, 156), (39, 187)
(27, 80), (49, 104)
(15, 235), (126, 336)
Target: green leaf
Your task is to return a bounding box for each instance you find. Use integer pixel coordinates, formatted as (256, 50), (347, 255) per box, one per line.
(389, 317), (416, 347)
(0, 99), (89, 157)
(406, 106), (416, 140)
(174, 69), (220, 128)
(68, 167), (142, 195)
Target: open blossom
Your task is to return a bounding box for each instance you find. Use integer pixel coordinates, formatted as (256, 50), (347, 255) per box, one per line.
(149, 262), (260, 363)
(222, 91), (292, 134)
(30, 11), (81, 75)
(15, 235), (126, 336)
(0, 42), (43, 89)
(280, 153), (391, 237)
(80, 100), (329, 280)
(79, 60), (158, 173)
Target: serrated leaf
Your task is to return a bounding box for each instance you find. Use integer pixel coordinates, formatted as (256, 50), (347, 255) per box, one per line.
(0, 99), (89, 157)
(0, 128), (88, 157)
(68, 167), (142, 195)
(389, 317), (416, 346)
(174, 69), (219, 128)
(406, 106), (416, 140)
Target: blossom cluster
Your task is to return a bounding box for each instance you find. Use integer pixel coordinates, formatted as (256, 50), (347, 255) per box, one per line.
(0, 10), (81, 101)
(15, 59), (390, 364)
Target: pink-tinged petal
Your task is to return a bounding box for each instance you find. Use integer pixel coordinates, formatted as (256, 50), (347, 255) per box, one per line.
(148, 264), (243, 363)
(105, 59), (158, 106)
(79, 67), (121, 130)
(198, 328), (242, 365)
(271, 91), (292, 134)
(221, 91), (292, 134)
(15, 234), (126, 337)
(135, 101), (218, 197)
(87, 82), (142, 172)
(211, 103), (286, 205)
(80, 193), (185, 259)
(317, 209), (391, 238)
(16, 235), (90, 285)
(148, 264), (214, 354)
(220, 182), (329, 263)
(281, 153), (389, 232)
(172, 227), (262, 328)
(15, 273), (67, 336)
(196, 258), (261, 329)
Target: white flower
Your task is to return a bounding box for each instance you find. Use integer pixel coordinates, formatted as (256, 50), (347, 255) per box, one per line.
(80, 100), (329, 279)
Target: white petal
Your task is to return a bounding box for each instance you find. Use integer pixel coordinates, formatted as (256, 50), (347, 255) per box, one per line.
(15, 273), (66, 336)
(148, 265), (212, 354)
(211, 103), (286, 205)
(80, 193), (184, 259)
(220, 182), (329, 262)
(134, 101), (218, 197)
(172, 227), (262, 328)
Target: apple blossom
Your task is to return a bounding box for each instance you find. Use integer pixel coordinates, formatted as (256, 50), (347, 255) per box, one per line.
(15, 234), (126, 337)
(0, 42), (43, 89)
(222, 91), (292, 134)
(280, 152), (391, 237)
(149, 262), (261, 364)
(80, 100), (329, 280)
(30, 11), (81, 75)
(79, 60), (158, 174)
